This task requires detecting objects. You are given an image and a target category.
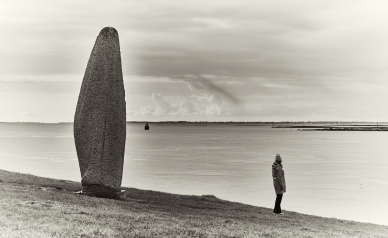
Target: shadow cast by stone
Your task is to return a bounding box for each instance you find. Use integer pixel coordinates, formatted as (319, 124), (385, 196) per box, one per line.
(74, 187), (127, 200)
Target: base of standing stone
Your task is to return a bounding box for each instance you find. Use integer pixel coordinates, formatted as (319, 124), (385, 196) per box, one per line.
(74, 185), (126, 199)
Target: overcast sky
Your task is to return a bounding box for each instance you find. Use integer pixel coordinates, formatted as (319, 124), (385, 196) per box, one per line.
(1, 0), (388, 122)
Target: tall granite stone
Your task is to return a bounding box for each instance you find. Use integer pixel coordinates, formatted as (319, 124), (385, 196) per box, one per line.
(74, 27), (126, 197)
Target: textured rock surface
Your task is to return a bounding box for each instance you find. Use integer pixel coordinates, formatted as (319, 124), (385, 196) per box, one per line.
(74, 27), (126, 194)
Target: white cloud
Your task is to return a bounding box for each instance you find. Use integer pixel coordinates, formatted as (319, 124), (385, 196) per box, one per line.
(151, 93), (176, 115)
(133, 89), (248, 118)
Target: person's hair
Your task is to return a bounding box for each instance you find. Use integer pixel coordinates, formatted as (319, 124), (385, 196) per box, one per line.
(275, 154), (282, 162)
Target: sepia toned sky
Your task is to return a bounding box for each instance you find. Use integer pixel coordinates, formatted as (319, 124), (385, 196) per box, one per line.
(1, 0), (388, 122)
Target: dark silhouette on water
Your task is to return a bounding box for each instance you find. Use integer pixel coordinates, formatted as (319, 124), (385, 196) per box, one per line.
(145, 123), (149, 130)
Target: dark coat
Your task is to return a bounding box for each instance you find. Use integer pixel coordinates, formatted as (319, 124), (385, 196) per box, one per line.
(272, 162), (286, 194)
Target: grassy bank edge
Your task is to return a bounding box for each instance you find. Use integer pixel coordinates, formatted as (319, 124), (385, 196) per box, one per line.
(0, 169), (387, 238)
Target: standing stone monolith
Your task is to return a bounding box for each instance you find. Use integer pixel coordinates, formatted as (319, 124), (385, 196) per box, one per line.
(74, 27), (126, 198)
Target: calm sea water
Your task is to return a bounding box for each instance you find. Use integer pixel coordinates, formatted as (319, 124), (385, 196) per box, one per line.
(1, 122), (388, 225)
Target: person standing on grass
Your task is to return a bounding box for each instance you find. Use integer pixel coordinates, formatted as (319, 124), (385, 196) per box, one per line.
(272, 154), (286, 215)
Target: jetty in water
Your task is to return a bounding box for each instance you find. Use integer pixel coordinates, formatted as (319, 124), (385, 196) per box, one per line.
(272, 125), (388, 131)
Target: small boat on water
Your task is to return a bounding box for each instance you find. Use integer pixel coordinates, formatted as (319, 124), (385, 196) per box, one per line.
(145, 123), (149, 130)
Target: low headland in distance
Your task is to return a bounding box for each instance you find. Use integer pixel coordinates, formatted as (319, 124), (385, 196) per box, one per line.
(2, 121), (388, 131)
(2, 120), (387, 125)
(132, 121), (388, 131)
(1, 169), (387, 237)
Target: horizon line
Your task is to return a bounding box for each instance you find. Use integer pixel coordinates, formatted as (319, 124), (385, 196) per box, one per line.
(1, 121), (387, 124)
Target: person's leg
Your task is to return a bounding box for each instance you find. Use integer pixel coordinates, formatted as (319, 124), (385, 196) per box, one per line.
(273, 194), (283, 213)
(273, 194), (279, 213)
(278, 194), (283, 213)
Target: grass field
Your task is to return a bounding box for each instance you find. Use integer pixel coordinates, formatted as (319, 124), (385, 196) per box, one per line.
(0, 169), (387, 237)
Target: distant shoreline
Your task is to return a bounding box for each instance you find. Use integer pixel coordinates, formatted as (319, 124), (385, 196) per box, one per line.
(272, 125), (388, 131)
(2, 121), (388, 131)
(2, 121), (388, 127)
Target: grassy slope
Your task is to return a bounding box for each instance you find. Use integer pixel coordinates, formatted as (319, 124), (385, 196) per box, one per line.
(0, 169), (387, 238)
